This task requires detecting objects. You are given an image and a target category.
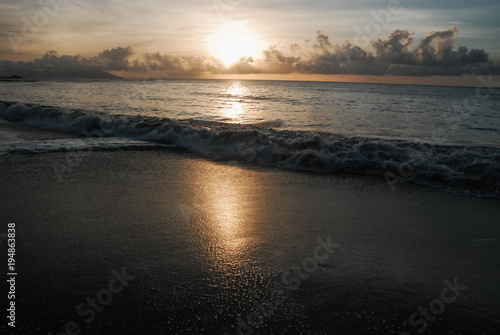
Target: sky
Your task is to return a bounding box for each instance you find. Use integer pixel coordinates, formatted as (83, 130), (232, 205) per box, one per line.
(1, 0), (499, 82)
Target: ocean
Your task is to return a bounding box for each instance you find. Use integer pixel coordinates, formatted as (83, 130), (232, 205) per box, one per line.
(1, 79), (499, 196)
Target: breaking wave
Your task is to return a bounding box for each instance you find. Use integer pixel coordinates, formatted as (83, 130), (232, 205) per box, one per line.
(1, 101), (499, 197)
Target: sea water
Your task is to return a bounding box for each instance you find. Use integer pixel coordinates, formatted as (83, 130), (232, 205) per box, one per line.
(1, 79), (499, 196)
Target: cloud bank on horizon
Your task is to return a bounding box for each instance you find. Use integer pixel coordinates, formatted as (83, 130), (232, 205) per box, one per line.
(0, 27), (498, 79)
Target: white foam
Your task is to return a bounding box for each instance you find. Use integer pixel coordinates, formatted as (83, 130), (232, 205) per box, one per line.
(0, 137), (173, 155)
(1, 101), (499, 197)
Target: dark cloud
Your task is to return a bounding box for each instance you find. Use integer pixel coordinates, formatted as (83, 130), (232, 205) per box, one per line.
(0, 47), (210, 79)
(295, 33), (382, 75)
(0, 50), (117, 79)
(292, 27), (498, 76)
(0, 27), (498, 79)
(372, 29), (416, 65)
(417, 26), (458, 65)
(95, 47), (133, 71)
(258, 46), (300, 74)
(0, 47), (134, 79)
(457, 46), (489, 64)
(263, 46), (299, 65)
(132, 52), (209, 76)
(313, 31), (333, 54)
(290, 43), (301, 54)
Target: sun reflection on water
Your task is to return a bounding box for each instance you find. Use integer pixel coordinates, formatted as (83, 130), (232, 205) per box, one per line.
(180, 159), (260, 263)
(207, 178), (248, 252)
(220, 82), (246, 122)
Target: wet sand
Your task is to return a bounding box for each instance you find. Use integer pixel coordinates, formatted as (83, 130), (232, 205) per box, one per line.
(0, 148), (499, 335)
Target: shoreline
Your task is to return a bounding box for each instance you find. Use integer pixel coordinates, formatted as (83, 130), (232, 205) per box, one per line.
(1, 149), (499, 334)
(0, 106), (498, 199)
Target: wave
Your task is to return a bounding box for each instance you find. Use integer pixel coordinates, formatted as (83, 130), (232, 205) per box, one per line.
(0, 137), (173, 155)
(466, 127), (498, 132)
(1, 101), (499, 197)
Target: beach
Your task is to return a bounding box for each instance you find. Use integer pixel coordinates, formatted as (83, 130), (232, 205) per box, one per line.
(1, 123), (499, 334)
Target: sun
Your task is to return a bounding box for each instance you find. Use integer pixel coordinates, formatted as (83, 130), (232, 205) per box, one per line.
(208, 22), (262, 66)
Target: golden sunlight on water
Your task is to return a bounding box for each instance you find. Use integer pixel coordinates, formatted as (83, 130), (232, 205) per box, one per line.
(169, 158), (303, 327)
(220, 82), (246, 122)
(179, 158), (263, 266)
(205, 173), (249, 254)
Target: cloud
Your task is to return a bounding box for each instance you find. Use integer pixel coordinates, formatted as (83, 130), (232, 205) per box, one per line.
(418, 26), (459, 65)
(296, 36), (382, 75)
(130, 52), (211, 77)
(95, 47), (133, 71)
(291, 27), (498, 76)
(0, 50), (109, 79)
(372, 29), (416, 65)
(259, 46), (300, 74)
(0, 47), (135, 79)
(1, 27), (498, 79)
(245, 27), (497, 76)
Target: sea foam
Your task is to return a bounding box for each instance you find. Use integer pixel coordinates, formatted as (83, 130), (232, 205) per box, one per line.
(1, 101), (499, 197)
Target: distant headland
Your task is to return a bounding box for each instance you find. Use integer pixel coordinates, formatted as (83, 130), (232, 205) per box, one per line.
(0, 75), (37, 82)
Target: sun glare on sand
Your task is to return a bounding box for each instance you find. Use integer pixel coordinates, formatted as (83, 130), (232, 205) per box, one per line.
(208, 22), (263, 66)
